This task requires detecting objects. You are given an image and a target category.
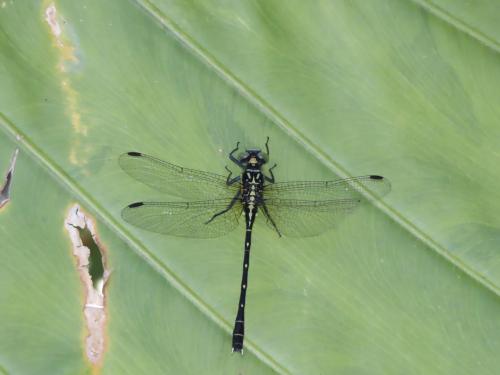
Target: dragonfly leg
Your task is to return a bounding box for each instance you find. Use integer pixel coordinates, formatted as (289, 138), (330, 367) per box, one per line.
(264, 163), (277, 183)
(265, 136), (270, 156)
(229, 141), (244, 167)
(225, 166), (241, 185)
(261, 203), (282, 237)
(205, 192), (240, 224)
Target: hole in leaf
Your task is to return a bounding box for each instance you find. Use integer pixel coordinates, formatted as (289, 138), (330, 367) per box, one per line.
(65, 205), (109, 365)
(0, 148), (19, 210)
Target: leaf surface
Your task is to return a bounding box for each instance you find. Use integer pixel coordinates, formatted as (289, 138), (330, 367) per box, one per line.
(1, 1), (500, 374)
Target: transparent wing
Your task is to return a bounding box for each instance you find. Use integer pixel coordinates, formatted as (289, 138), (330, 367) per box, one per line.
(264, 175), (391, 201)
(122, 199), (242, 238)
(262, 175), (391, 237)
(263, 198), (363, 237)
(119, 152), (238, 200)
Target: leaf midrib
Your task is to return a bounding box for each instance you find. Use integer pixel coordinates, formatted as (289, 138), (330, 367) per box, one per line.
(411, 0), (500, 55)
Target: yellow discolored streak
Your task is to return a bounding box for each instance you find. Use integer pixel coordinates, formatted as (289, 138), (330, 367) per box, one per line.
(43, 2), (90, 167)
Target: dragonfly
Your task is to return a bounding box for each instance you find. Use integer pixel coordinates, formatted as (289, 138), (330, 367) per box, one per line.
(119, 138), (391, 353)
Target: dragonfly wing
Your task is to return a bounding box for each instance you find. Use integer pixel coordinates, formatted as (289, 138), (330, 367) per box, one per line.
(264, 175), (391, 201)
(119, 152), (239, 200)
(262, 198), (363, 237)
(122, 199), (242, 238)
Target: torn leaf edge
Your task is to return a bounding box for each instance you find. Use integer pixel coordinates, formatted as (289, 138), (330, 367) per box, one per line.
(0, 148), (19, 209)
(65, 204), (110, 366)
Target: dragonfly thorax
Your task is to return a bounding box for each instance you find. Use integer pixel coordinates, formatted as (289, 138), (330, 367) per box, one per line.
(241, 170), (264, 206)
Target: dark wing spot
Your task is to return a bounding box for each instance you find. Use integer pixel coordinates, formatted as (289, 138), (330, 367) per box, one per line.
(128, 202), (144, 208)
(127, 151), (142, 157)
(369, 175), (384, 180)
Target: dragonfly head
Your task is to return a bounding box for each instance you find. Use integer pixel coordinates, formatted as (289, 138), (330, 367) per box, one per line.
(239, 148), (268, 167)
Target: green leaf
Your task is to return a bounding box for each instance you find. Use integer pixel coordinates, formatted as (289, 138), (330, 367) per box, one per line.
(1, 1), (500, 374)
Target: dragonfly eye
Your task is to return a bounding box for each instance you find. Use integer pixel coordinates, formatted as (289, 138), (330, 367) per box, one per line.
(259, 152), (268, 162)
